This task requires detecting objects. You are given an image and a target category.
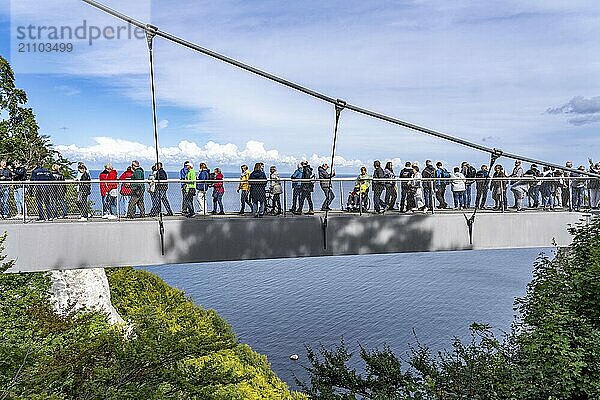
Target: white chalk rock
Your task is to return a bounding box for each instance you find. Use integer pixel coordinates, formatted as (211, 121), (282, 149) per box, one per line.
(50, 268), (125, 325)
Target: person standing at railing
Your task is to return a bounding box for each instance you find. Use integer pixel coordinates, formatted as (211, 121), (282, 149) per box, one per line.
(588, 160), (600, 210)
(398, 161), (414, 213)
(475, 164), (489, 209)
(118, 166), (133, 215)
(540, 166), (555, 210)
(126, 160), (145, 219)
(11, 160), (27, 218)
(562, 161), (574, 210)
(270, 165), (283, 215)
(552, 169), (564, 208)
(0, 160), (11, 218)
(372, 160), (387, 214)
(411, 165), (425, 212)
(31, 161), (54, 221)
(383, 161), (397, 211)
(289, 163), (303, 213)
(434, 162), (450, 209)
(249, 162), (267, 218)
(148, 164), (159, 217)
(491, 164), (508, 211)
(451, 167), (466, 210)
(572, 165), (588, 211)
(75, 163), (91, 221)
(99, 163), (118, 219)
(180, 161), (190, 215)
(196, 163), (209, 215)
(237, 164), (252, 214)
(461, 162), (476, 209)
(509, 160), (527, 212)
(524, 164), (541, 208)
(50, 164), (67, 219)
(295, 161), (315, 215)
(318, 163), (335, 212)
(422, 160), (436, 211)
(210, 167), (225, 215)
(155, 162), (173, 216)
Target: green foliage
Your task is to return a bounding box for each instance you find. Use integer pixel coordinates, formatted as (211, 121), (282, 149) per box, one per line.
(0, 55), (70, 172)
(300, 218), (600, 399)
(0, 263), (306, 399)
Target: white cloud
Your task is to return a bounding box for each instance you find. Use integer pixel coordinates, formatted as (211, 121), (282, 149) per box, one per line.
(55, 137), (365, 170)
(158, 119), (169, 129)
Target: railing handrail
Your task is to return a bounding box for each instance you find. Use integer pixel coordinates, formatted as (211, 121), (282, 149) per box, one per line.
(7, 175), (598, 185)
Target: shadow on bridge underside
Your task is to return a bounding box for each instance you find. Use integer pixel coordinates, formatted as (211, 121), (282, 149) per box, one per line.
(163, 214), (458, 265)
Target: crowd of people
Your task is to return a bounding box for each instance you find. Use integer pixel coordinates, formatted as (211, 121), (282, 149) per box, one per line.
(0, 157), (598, 221)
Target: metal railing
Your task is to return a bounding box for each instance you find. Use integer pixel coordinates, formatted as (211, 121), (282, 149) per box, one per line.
(0, 175), (597, 223)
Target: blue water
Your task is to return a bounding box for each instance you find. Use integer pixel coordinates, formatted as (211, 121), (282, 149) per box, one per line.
(145, 248), (546, 387)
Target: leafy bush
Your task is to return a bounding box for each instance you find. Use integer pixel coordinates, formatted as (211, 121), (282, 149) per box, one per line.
(300, 217), (600, 399)
(0, 257), (305, 399)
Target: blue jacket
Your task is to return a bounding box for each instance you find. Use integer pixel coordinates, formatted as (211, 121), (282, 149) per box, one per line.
(197, 169), (209, 191)
(31, 167), (54, 181)
(249, 170), (267, 201)
(180, 167), (187, 188)
(291, 168), (303, 189)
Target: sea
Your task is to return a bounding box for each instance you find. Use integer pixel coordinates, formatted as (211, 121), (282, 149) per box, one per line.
(144, 247), (547, 388)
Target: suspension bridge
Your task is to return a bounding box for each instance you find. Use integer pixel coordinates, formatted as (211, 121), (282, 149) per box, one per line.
(3, 1), (598, 272)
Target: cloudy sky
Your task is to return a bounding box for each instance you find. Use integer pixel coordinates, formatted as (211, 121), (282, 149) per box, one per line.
(2, 0), (599, 172)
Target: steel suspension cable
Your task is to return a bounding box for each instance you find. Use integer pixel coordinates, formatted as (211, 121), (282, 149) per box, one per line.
(82, 0), (597, 178)
(145, 24), (166, 255)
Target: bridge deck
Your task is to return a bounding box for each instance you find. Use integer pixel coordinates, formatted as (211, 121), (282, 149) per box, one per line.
(2, 211), (590, 273)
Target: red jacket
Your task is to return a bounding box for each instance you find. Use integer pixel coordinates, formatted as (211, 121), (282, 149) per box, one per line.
(213, 172), (224, 194)
(119, 168), (134, 196)
(99, 169), (118, 197)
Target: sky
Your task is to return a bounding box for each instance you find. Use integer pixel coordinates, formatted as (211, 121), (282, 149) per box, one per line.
(1, 0), (599, 172)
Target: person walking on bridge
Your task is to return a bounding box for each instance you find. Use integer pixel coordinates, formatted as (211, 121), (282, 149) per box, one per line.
(398, 161), (414, 213)
(384, 161), (397, 211)
(435, 162), (450, 209)
(196, 163), (210, 215)
(183, 162), (196, 218)
(318, 163), (335, 211)
(75, 163), (91, 221)
(509, 160), (527, 212)
(126, 160), (145, 219)
(31, 161), (54, 221)
(99, 163), (118, 219)
(270, 165), (283, 215)
(295, 161), (315, 215)
(249, 162), (267, 218)
(211, 167), (225, 215)
(372, 160), (386, 213)
(422, 160), (436, 211)
(237, 164), (252, 214)
(491, 164), (508, 211)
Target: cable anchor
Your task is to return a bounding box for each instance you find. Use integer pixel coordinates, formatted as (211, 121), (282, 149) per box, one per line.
(145, 24), (158, 50)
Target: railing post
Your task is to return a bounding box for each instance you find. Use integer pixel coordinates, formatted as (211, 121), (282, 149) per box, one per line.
(117, 182), (121, 221)
(568, 179), (573, 212)
(359, 189), (362, 216)
(430, 180), (435, 214)
(22, 182), (26, 223)
(283, 179), (287, 217)
(339, 180), (343, 210)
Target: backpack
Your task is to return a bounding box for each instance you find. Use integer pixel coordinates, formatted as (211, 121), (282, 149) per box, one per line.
(441, 169), (451, 179)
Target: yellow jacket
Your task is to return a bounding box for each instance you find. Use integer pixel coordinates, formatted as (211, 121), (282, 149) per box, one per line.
(239, 170), (250, 191)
